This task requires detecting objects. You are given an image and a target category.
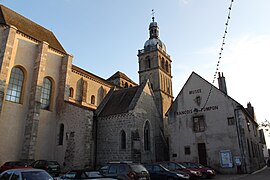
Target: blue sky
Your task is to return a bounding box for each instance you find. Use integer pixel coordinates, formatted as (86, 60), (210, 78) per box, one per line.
(1, 0), (270, 143)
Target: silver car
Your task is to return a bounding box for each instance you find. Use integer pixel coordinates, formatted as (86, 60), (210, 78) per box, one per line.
(0, 168), (54, 180)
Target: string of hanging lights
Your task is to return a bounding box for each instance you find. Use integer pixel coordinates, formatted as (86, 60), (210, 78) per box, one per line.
(213, 0), (234, 84)
(201, 0), (235, 110)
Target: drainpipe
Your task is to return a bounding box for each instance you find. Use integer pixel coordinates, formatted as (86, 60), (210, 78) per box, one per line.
(234, 107), (247, 173)
(93, 114), (98, 169)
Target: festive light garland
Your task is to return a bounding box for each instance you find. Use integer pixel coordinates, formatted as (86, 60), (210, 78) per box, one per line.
(201, 0), (235, 110)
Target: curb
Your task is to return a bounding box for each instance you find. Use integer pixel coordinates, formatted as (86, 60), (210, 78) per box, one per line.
(251, 165), (267, 175)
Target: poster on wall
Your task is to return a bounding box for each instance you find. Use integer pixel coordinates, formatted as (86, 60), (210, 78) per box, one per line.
(220, 150), (233, 168)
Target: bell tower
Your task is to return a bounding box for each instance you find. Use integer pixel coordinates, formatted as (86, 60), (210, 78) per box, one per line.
(137, 16), (173, 118)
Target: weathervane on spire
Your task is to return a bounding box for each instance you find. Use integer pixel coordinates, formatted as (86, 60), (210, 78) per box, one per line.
(151, 9), (155, 22)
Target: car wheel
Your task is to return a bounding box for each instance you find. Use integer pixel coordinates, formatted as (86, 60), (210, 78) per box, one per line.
(202, 173), (207, 179)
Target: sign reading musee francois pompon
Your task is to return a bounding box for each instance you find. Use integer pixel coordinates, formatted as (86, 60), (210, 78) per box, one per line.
(174, 105), (219, 116)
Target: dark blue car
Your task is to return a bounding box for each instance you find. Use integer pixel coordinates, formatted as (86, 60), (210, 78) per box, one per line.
(144, 164), (190, 180)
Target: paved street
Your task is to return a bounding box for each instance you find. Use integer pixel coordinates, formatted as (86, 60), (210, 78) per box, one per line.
(214, 166), (270, 180)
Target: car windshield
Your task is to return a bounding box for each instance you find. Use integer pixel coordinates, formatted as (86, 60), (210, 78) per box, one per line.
(159, 164), (170, 171)
(47, 161), (59, 166)
(130, 164), (148, 173)
(186, 163), (204, 168)
(63, 171), (76, 178)
(99, 165), (108, 174)
(22, 171), (53, 180)
(176, 163), (186, 169)
(85, 171), (103, 178)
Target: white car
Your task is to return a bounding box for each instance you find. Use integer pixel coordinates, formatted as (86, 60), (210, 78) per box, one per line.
(0, 168), (55, 180)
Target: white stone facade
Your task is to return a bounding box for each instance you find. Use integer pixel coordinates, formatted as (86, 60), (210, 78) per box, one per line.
(167, 72), (265, 173)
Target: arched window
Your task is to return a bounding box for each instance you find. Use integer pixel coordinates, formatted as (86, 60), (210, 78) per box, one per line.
(144, 121), (151, 151)
(58, 124), (64, 145)
(167, 79), (170, 94)
(69, 87), (74, 98)
(146, 56), (151, 69)
(161, 58), (165, 69)
(41, 77), (52, 110)
(6, 67), (24, 103)
(120, 130), (126, 150)
(76, 79), (83, 102)
(124, 82), (128, 88)
(91, 95), (95, 105)
(165, 61), (169, 72)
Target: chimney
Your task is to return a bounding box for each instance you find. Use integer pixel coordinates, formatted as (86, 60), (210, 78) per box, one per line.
(246, 102), (255, 120)
(218, 72), (227, 95)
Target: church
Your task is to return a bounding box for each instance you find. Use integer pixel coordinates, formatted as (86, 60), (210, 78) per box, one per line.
(0, 5), (170, 170)
(0, 4), (265, 174)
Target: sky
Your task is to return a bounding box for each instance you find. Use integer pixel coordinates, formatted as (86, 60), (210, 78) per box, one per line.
(1, 0), (270, 145)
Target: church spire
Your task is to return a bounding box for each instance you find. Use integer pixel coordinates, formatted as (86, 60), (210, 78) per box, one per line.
(143, 10), (166, 52)
(138, 12), (173, 119)
(149, 9), (159, 39)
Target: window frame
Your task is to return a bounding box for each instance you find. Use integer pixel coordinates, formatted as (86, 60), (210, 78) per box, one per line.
(145, 56), (151, 69)
(5, 67), (25, 103)
(193, 115), (205, 132)
(69, 87), (74, 98)
(40, 77), (53, 110)
(144, 121), (151, 151)
(184, 146), (191, 155)
(120, 130), (126, 150)
(58, 124), (64, 145)
(227, 117), (235, 126)
(91, 95), (95, 105)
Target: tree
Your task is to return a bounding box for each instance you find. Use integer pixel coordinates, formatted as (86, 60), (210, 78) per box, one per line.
(260, 119), (270, 135)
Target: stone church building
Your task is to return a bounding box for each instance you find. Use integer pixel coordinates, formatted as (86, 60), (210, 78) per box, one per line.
(0, 4), (265, 174)
(0, 5), (171, 170)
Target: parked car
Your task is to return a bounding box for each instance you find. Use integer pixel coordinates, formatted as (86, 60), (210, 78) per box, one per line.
(0, 168), (54, 180)
(181, 162), (216, 179)
(159, 162), (202, 179)
(0, 161), (31, 173)
(59, 169), (117, 179)
(144, 163), (190, 180)
(99, 161), (150, 180)
(30, 160), (60, 177)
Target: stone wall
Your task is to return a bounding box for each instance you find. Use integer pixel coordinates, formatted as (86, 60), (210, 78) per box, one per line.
(69, 69), (112, 108)
(56, 102), (95, 171)
(0, 27), (66, 164)
(96, 83), (167, 167)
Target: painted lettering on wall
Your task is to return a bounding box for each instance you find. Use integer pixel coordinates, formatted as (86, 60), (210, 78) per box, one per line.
(174, 105), (219, 116)
(189, 89), (201, 95)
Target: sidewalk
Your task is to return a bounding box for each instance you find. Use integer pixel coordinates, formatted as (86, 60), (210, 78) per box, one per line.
(215, 166), (267, 180)
(215, 174), (248, 180)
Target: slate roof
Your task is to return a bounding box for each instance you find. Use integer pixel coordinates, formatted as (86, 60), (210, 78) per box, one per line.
(0, 5), (66, 54)
(107, 71), (137, 85)
(98, 86), (141, 117)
